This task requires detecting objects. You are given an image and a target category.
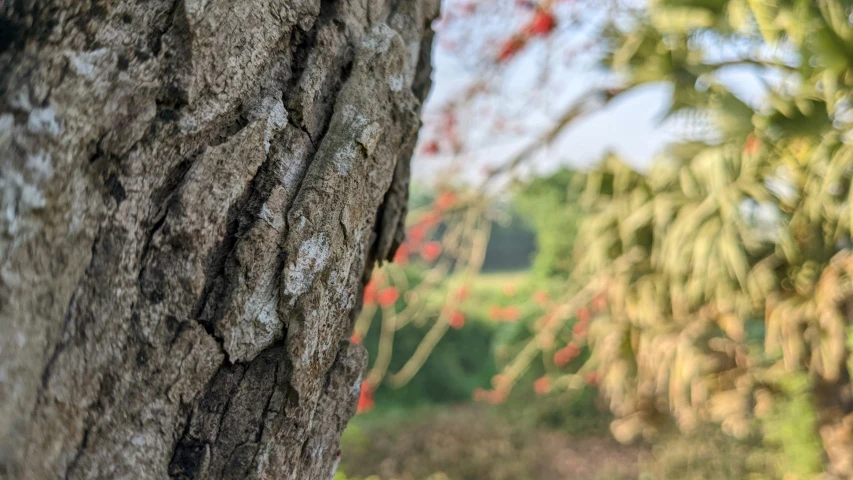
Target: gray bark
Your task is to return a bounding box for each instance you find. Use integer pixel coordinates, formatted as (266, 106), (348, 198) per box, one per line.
(0, 0), (437, 478)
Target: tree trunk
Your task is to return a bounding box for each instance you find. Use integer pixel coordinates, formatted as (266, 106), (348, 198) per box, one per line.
(0, 0), (437, 478)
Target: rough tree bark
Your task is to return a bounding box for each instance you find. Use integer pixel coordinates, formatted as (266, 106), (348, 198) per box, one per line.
(0, 0), (437, 478)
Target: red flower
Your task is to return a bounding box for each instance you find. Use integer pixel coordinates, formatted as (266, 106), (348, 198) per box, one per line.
(419, 211), (443, 228)
(554, 343), (580, 367)
(455, 285), (471, 301)
(592, 292), (607, 312)
(421, 241), (442, 261)
(566, 342), (581, 357)
(497, 36), (526, 62)
(472, 387), (489, 402)
(534, 376), (551, 395)
(408, 225), (426, 246)
(378, 288), (399, 308)
(474, 387), (507, 405)
(449, 311), (466, 329)
(363, 280), (377, 306)
(584, 371), (600, 387)
(350, 333), (362, 344)
(357, 382), (375, 413)
(435, 192), (457, 210)
(523, 9), (556, 36)
(459, 2), (477, 14)
(533, 290), (549, 306)
(491, 374), (510, 390)
(393, 243), (409, 265)
(572, 321), (588, 338)
(743, 134), (761, 155)
(501, 306), (521, 322)
(421, 140), (440, 155)
(577, 307), (591, 323)
(486, 389), (507, 404)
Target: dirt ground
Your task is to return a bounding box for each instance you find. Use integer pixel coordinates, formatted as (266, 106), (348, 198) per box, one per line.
(340, 404), (645, 480)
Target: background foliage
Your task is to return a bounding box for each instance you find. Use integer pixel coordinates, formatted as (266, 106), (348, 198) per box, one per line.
(346, 0), (853, 478)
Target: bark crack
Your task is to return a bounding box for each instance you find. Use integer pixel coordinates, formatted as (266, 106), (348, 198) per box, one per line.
(63, 421), (92, 480)
(38, 223), (104, 393)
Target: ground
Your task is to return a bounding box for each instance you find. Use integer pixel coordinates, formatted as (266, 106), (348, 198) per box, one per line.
(339, 403), (644, 480)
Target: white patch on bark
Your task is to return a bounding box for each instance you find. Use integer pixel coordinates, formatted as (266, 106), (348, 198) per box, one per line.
(225, 288), (282, 362)
(184, 0), (212, 24)
(20, 181), (45, 209)
(27, 107), (62, 137)
(67, 49), (109, 78)
(357, 122), (381, 156)
(259, 203), (284, 231)
(1, 265), (22, 287)
(333, 144), (356, 176)
(248, 96), (288, 154)
(327, 269), (350, 310)
(360, 24), (395, 53)
(10, 91), (32, 111)
(329, 458), (341, 480)
(283, 234), (330, 301)
(342, 105), (382, 157)
(25, 152), (53, 181)
(350, 374), (363, 396)
(256, 445), (271, 477)
(387, 74), (403, 92)
(2, 169), (46, 235)
(342, 105), (367, 128)
(264, 99), (288, 153)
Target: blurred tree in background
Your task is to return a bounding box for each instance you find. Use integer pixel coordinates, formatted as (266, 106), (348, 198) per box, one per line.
(503, 1), (853, 477)
(347, 0), (853, 478)
(514, 168), (585, 278)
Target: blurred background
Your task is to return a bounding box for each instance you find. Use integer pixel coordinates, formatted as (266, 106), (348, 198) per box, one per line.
(339, 1), (853, 478)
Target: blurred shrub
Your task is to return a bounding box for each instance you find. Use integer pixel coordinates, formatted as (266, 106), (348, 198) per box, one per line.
(365, 316), (498, 407)
(361, 267), (500, 408)
(476, 0), (853, 476)
(563, 1), (853, 476)
(363, 267), (573, 410)
(641, 378), (824, 480)
(640, 426), (757, 480)
(409, 184), (537, 273)
(498, 385), (611, 437)
(755, 373), (824, 479)
(480, 210), (537, 273)
(513, 168), (584, 279)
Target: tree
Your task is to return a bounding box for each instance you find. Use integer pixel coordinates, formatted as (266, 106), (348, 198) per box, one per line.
(480, 1), (853, 476)
(0, 0), (438, 478)
(514, 168), (584, 279)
